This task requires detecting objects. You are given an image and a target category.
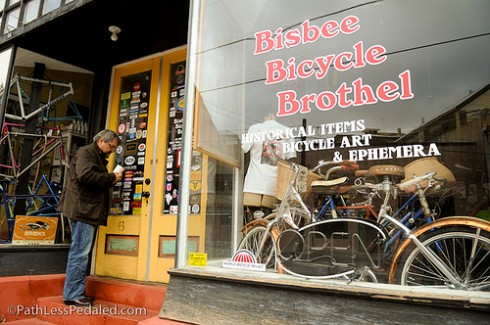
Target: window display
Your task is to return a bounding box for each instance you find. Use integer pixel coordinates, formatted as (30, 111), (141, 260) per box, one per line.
(185, 0), (490, 293)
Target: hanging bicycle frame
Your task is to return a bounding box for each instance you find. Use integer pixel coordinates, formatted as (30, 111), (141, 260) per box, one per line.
(3, 74), (74, 121)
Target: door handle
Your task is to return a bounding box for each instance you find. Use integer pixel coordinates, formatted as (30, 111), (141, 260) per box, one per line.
(142, 191), (151, 198)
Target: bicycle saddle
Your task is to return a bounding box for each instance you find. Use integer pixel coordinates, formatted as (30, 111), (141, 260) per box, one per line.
(310, 176), (351, 194)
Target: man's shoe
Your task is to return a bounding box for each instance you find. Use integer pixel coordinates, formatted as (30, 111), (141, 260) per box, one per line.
(63, 298), (93, 307)
(83, 295), (95, 302)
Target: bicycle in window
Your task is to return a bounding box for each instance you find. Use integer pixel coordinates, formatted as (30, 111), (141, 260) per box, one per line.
(238, 158), (490, 291)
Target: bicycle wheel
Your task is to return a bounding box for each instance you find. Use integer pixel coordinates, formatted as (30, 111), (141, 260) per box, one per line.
(396, 226), (490, 290)
(238, 225), (277, 270)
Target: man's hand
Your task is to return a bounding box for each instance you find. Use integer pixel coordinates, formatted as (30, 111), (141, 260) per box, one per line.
(113, 172), (123, 183)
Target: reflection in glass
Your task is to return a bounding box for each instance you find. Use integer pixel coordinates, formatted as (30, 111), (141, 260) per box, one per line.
(204, 157), (234, 260)
(188, 0), (490, 292)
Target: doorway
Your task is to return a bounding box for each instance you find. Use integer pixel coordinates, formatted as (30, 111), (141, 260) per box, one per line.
(94, 48), (202, 283)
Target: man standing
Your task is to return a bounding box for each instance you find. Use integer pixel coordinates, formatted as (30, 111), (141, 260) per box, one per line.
(60, 129), (123, 307)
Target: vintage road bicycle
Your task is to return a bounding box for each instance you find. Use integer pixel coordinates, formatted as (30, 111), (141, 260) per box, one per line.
(238, 158), (490, 290)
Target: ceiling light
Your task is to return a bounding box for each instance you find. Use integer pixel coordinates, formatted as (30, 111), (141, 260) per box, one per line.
(108, 25), (121, 41)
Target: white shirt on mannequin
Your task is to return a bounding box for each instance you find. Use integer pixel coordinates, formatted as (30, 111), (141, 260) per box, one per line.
(242, 119), (296, 197)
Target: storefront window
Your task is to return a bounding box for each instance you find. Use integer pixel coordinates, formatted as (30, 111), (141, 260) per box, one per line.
(184, 0), (490, 293)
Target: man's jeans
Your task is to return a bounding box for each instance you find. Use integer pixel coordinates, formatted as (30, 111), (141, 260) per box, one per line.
(63, 220), (96, 301)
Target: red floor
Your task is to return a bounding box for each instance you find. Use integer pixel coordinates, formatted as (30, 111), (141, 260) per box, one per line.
(0, 274), (190, 325)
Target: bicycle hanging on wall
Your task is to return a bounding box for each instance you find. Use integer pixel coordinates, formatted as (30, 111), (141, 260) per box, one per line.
(0, 73), (76, 244)
(2, 74), (74, 121)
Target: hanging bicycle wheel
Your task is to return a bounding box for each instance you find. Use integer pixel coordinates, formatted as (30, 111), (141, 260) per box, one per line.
(238, 225), (277, 270)
(396, 226), (490, 290)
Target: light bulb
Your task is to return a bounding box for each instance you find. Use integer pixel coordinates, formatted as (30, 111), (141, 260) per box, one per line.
(108, 25), (121, 42)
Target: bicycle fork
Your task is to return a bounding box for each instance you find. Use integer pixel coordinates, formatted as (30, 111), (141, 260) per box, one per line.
(382, 214), (464, 289)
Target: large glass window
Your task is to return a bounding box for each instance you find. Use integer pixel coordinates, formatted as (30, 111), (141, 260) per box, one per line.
(3, 6), (19, 33)
(0, 46), (13, 112)
(185, 0), (490, 294)
(23, 0), (40, 24)
(42, 0), (61, 15)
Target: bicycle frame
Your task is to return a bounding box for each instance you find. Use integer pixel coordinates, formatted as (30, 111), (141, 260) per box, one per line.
(388, 216), (490, 284)
(275, 163), (312, 228)
(380, 213), (465, 288)
(4, 75), (74, 121)
(0, 174), (65, 243)
(0, 126), (66, 180)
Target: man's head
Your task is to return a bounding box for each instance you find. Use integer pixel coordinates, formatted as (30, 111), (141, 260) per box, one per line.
(93, 129), (120, 155)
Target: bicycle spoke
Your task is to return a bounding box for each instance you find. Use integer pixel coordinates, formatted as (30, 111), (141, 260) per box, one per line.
(399, 229), (490, 290)
(238, 225), (276, 270)
(405, 256), (448, 285)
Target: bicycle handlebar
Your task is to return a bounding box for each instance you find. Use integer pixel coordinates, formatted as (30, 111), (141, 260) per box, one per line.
(398, 171), (437, 191)
(312, 160), (359, 180)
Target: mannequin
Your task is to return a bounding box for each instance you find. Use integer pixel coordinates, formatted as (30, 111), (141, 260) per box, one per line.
(242, 114), (296, 212)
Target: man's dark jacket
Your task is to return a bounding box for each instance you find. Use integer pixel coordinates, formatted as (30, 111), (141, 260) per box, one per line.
(59, 142), (116, 226)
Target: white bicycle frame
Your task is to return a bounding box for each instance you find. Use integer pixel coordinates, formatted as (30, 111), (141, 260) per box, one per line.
(4, 74), (74, 121)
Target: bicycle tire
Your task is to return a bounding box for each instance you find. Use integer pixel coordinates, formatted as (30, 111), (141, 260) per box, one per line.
(395, 226), (490, 290)
(238, 224), (277, 270)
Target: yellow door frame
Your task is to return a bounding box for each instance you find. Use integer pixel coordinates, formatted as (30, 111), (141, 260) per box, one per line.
(95, 48), (200, 283)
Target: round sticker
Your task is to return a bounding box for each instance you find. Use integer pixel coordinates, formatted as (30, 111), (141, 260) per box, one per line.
(190, 180), (201, 191)
(139, 121), (147, 129)
(191, 204), (200, 214)
(124, 156), (136, 165)
(176, 64), (185, 75)
(116, 145), (124, 155)
(176, 74), (185, 85)
(135, 130), (143, 139)
(118, 123), (126, 134)
(140, 102), (148, 109)
(176, 97), (185, 110)
(138, 143), (146, 151)
(133, 82), (141, 91)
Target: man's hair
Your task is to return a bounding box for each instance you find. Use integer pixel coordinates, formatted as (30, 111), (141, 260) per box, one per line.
(93, 129), (121, 144)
